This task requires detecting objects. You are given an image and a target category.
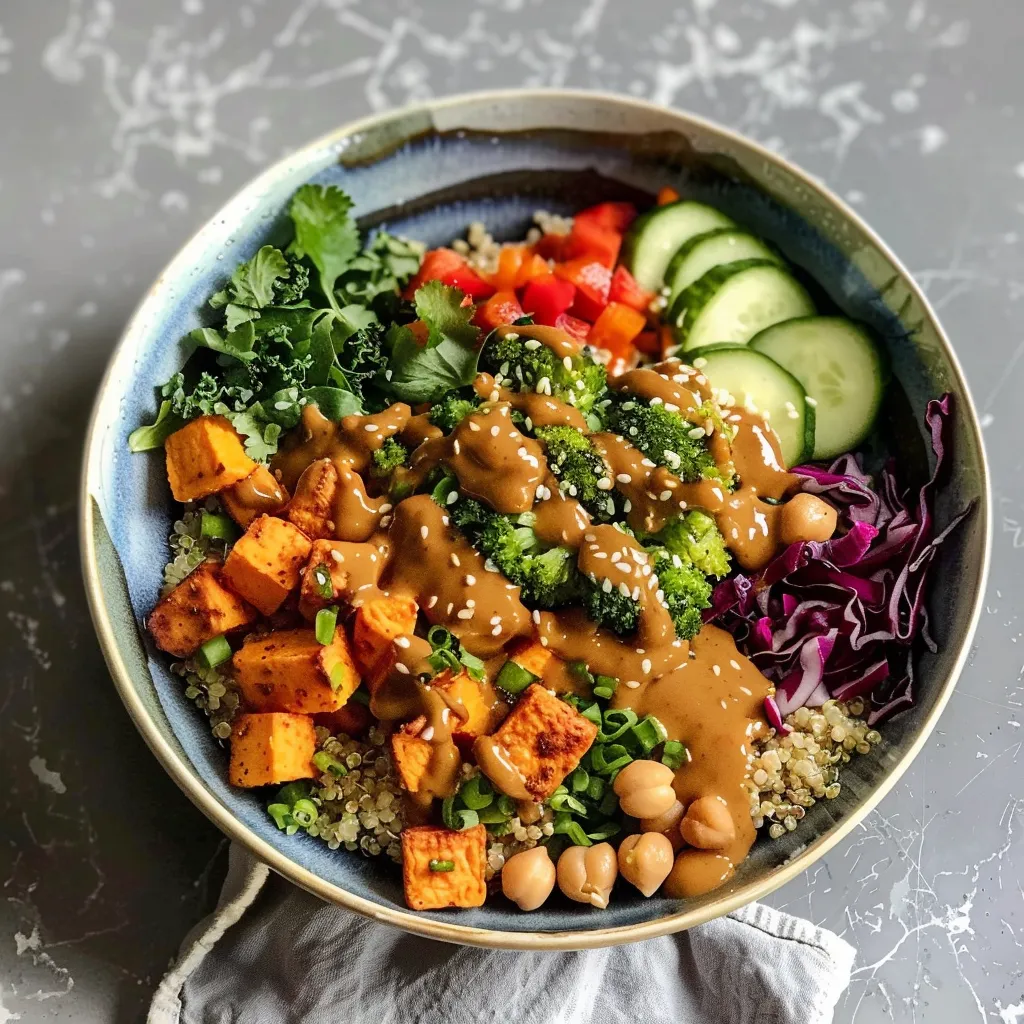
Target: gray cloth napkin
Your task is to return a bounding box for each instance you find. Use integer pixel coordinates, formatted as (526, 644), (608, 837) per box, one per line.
(149, 845), (854, 1024)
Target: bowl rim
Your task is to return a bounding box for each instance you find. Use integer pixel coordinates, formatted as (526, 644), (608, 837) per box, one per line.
(79, 87), (991, 950)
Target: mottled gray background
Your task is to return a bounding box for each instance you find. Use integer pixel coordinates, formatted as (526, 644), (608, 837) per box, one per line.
(0, 1), (1021, 1021)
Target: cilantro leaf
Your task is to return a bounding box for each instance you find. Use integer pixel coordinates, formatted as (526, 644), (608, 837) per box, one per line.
(222, 408), (282, 463)
(384, 283), (481, 403)
(127, 400), (183, 452)
(221, 245), (291, 309)
(289, 185), (360, 313)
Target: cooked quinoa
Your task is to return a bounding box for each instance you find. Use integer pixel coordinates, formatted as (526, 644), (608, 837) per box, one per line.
(452, 210), (572, 275)
(746, 698), (882, 839)
(161, 502), (232, 595)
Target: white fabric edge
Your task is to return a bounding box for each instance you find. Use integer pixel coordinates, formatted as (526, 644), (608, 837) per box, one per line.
(147, 848), (271, 1024)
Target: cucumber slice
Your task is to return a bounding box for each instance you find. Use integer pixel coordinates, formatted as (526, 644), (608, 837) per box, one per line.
(623, 201), (735, 292)
(669, 260), (815, 352)
(687, 344), (815, 467)
(749, 316), (885, 460)
(665, 229), (782, 307)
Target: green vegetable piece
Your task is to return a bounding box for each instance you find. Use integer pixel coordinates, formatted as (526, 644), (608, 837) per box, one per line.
(586, 822), (621, 842)
(598, 708), (639, 743)
(553, 813), (593, 847)
(661, 740), (690, 770)
(267, 803), (292, 831)
(311, 563), (333, 599)
(197, 635), (232, 670)
(315, 607), (338, 646)
(569, 768), (590, 794)
(289, 184), (360, 314)
(290, 798), (319, 828)
(460, 775), (495, 811)
(429, 859), (456, 872)
(312, 751), (348, 777)
(128, 400), (183, 453)
(590, 743), (633, 775)
(549, 790), (588, 815)
(630, 715), (669, 754)
(275, 781), (312, 807)
(200, 511), (237, 542)
(495, 659), (537, 695)
(586, 777), (607, 802)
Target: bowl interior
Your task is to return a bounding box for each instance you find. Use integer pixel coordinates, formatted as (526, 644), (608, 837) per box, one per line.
(83, 93), (988, 942)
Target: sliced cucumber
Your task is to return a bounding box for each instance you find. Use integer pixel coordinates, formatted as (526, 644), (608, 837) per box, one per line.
(688, 344), (815, 467)
(665, 229), (782, 307)
(749, 316), (885, 460)
(669, 260), (815, 352)
(623, 201), (735, 292)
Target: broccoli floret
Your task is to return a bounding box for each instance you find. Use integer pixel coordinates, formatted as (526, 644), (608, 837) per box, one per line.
(534, 425), (618, 522)
(430, 390), (480, 433)
(479, 331), (607, 415)
(651, 554), (712, 640)
(580, 579), (640, 637)
(369, 437), (408, 478)
(649, 510), (731, 579)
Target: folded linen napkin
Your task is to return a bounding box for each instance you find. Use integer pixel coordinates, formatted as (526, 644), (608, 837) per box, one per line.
(149, 845), (854, 1024)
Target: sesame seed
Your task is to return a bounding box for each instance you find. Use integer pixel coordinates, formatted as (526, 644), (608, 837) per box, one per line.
(446, 602), (454, 615)
(616, 473), (632, 484)
(464, 574), (477, 585)
(490, 425), (500, 436)
(730, 659), (741, 670)
(450, 553), (461, 567)
(469, 421), (481, 432)
(490, 614), (502, 625)
(532, 610), (541, 624)
(659, 490), (672, 502)
(602, 578), (612, 593)
(540, 637), (549, 647)
(650, 396), (663, 406)
(642, 658), (652, 674)
(457, 608), (474, 620)
(712, 664), (721, 676)
(618, 581), (631, 597)
(524, 338), (541, 350)
(446, 491), (458, 505)
(625, 680), (641, 689)
(420, 525), (429, 539)
(687, 426), (705, 439)
(421, 726), (435, 741)
(395, 636), (411, 648)
(492, 624), (502, 636)
(364, 424), (379, 432)
(426, 595), (438, 609)
(596, 478), (613, 491)
(453, 440), (461, 454)
(562, 355), (573, 371)
(720, 699), (728, 710)
(395, 663), (410, 675)
(330, 550), (345, 563)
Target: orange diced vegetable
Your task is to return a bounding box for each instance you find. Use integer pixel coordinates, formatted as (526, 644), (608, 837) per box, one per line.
(657, 186), (680, 206)
(513, 252), (552, 288)
(352, 595), (419, 675)
(164, 415), (256, 502)
(287, 458), (338, 541)
(473, 289), (526, 332)
(401, 824), (487, 910)
(391, 730), (433, 794)
(433, 669), (499, 743)
(221, 515), (312, 616)
(608, 265), (655, 312)
(314, 701), (371, 738)
(148, 562), (258, 658)
(228, 712), (316, 788)
(233, 627), (359, 714)
(506, 638), (553, 679)
(561, 216), (622, 268)
(483, 684), (597, 801)
(487, 245), (532, 291)
(220, 465), (289, 529)
(587, 301), (646, 371)
(403, 248), (495, 301)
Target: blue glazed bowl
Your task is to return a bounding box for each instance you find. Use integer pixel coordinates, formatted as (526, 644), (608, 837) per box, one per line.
(81, 90), (990, 948)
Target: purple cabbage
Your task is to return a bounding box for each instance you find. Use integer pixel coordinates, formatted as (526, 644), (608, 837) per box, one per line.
(710, 394), (974, 726)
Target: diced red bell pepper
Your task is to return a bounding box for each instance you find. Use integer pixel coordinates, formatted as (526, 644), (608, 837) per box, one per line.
(562, 217), (621, 267)
(555, 258), (611, 322)
(554, 313), (591, 344)
(403, 248), (495, 300)
(574, 201), (638, 233)
(633, 330), (661, 357)
(520, 273), (576, 326)
(608, 265), (655, 313)
(656, 186), (680, 206)
(514, 253), (551, 288)
(534, 233), (566, 261)
(587, 301), (646, 375)
(474, 290), (525, 331)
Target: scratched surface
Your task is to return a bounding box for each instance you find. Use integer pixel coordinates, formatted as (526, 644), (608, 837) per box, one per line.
(0, 1), (1020, 1021)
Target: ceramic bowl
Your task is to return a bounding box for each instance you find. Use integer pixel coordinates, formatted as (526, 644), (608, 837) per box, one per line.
(80, 90), (990, 948)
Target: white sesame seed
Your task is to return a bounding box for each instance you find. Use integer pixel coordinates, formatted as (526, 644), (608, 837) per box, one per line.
(426, 595), (438, 609)
(602, 578), (612, 593)
(489, 390), (500, 402)
(395, 663), (410, 674)
(330, 549), (345, 564)
(618, 581), (631, 597)
(490, 425), (501, 436)
(395, 636), (411, 648)
(712, 664), (721, 676)
(420, 525), (429, 539)
(524, 338), (541, 350)
(469, 421), (481, 432)
(446, 491), (458, 505)
(421, 725), (435, 741)
(490, 614), (502, 625)
(562, 355), (574, 371)
(446, 602), (454, 615)
(659, 490), (672, 501)
(720, 699), (728, 710)
(596, 478), (613, 491)
(364, 424), (379, 432)
(625, 680), (641, 689)
(464, 574), (477, 585)
(616, 473), (632, 484)
(730, 659), (741, 670)
(450, 553), (461, 567)
(641, 658), (652, 674)
(492, 624), (502, 636)
(540, 637), (549, 647)
(453, 439), (461, 454)
(457, 608), (474, 620)
(532, 609), (541, 624)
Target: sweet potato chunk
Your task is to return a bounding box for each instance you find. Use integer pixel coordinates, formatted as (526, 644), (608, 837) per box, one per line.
(297, 539), (387, 620)
(487, 684), (597, 801)
(401, 824), (487, 910)
(287, 458), (338, 541)
(352, 595), (419, 676)
(233, 627), (360, 714)
(164, 415), (256, 502)
(220, 466), (289, 529)
(391, 730), (433, 794)
(228, 712), (316, 788)
(506, 638), (553, 679)
(314, 702), (371, 738)
(434, 670), (500, 743)
(221, 515), (312, 616)
(148, 562), (258, 658)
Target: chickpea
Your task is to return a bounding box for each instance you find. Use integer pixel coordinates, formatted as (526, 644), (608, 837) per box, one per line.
(640, 799), (686, 852)
(779, 492), (838, 546)
(679, 795), (736, 851)
(501, 846), (556, 912)
(617, 832), (675, 897)
(613, 759), (677, 819)
(556, 843), (618, 909)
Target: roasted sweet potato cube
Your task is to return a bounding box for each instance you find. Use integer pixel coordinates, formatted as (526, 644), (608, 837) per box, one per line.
(148, 562), (258, 658)
(220, 466), (289, 529)
(507, 638), (553, 679)
(164, 415), (257, 502)
(352, 595), (419, 675)
(233, 627), (360, 714)
(391, 730), (433, 794)
(221, 515), (312, 616)
(401, 824), (487, 910)
(434, 670), (499, 743)
(287, 458), (338, 541)
(488, 684), (597, 801)
(314, 701), (371, 738)
(298, 539), (387, 620)
(228, 712), (316, 788)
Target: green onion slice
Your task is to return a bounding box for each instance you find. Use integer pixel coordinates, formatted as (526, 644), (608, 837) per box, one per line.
(661, 740), (690, 771)
(311, 562), (333, 599)
(429, 859), (456, 872)
(312, 751), (348, 777)
(315, 606), (338, 645)
(200, 511), (237, 542)
(290, 798), (319, 828)
(629, 715), (668, 754)
(495, 659), (536, 695)
(197, 634), (232, 670)
(459, 774), (494, 810)
(598, 708), (638, 743)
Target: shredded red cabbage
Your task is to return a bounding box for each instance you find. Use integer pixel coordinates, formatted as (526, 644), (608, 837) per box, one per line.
(708, 394), (974, 726)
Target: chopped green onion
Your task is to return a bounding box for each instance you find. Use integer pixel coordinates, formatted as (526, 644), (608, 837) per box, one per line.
(429, 859), (456, 872)
(496, 795), (516, 817)
(590, 743), (633, 775)
(661, 740), (690, 770)
(569, 767), (590, 793)
(495, 659), (537, 695)
(430, 474), (459, 507)
(267, 803), (292, 831)
(315, 606), (338, 645)
(427, 647), (461, 675)
(459, 774), (494, 810)
(290, 798), (319, 828)
(549, 791), (588, 815)
(487, 819), (515, 836)
(568, 660), (594, 687)
(598, 790), (620, 817)
(476, 804), (514, 824)
(553, 813), (592, 847)
(630, 715), (668, 754)
(592, 675), (618, 700)
(427, 625), (455, 650)
(586, 822), (621, 842)
(328, 662), (348, 692)
(275, 781), (311, 806)
(313, 751), (348, 777)
(579, 703), (602, 727)
(598, 708), (638, 743)
(459, 649), (486, 681)
(586, 776), (607, 802)
(197, 634), (232, 670)
(311, 562), (333, 599)
(200, 511), (237, 542)
(441, 796), (479, 832)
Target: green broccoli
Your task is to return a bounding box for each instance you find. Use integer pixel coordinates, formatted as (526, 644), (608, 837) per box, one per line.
(534, 425), (618, 522)
(429, 390), (480, 433)
(369, 437), (408, 478)
(648, 510), (731, 579)
(650, 554), (712, 640)
(478, 330), (607, 416)
(580, 579), (640, 637)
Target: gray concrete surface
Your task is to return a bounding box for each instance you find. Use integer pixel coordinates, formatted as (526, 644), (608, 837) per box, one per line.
(1, 1), (1022, 1020)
